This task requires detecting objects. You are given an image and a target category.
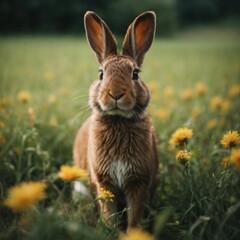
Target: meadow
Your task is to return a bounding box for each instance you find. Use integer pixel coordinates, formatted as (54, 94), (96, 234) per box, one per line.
(0, 26), (240, 240)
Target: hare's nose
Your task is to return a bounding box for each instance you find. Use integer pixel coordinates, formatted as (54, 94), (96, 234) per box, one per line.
(108, 91), (124, 101)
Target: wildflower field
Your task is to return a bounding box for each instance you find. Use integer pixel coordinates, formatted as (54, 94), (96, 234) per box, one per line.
(0, 26), (240, 240)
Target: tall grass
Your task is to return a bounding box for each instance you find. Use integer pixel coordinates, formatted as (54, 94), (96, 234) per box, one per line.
(0, 28), (240, 240)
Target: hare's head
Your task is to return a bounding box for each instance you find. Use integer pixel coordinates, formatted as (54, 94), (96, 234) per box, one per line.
(85, 11), (156, 119)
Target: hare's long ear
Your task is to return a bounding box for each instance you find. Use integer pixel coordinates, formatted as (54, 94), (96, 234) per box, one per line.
(122, 11), (156, 67)
(84, 11), (117, 64)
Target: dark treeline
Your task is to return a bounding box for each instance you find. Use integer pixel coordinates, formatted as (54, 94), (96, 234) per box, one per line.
(0, 0), (239, 35)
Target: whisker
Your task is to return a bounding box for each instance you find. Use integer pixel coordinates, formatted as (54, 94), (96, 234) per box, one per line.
(71, 95), (89, 102)
(71, 87), (88, 96)
(70, 105), (91, 123)
(133, 111), (140, 123)
(74, 104), (90, 112)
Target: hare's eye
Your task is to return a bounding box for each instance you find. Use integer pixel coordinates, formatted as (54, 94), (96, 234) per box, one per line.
(132, 69), (139, 81)
(99, 69), (103, 80)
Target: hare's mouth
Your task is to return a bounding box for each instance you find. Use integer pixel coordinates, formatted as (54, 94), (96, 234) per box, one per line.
(108, 110), (135, 118)
(104, 106), (134, 118)
(95, 102), (146, 119)
(98, 100), (136, 118)
(98, 103), (134, 118)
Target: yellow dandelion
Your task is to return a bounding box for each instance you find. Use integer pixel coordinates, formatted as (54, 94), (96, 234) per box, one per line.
(181, 88), (193, 101)
(0, 96), (10, 107)
(48, 118), (58, 127)
(176, 150), (192, 164)
(230, 148), (240, 169)
(210, 96), (223, 111)
(220, 130), (240, 149)
(207, 119), (217, 129)
(48, 94), (57, 104)
(169, 128), (193, 146)
(228, 84), (240, 99)
(99, 188), (114, 202)
(155, 109), (171, 122)
(220, 100), (230, 114)
(58, 87), (71, 97)
(28, 108), (36, 126)
(210, 96), (229, 114)
(195, 82), (208, 96)
(3, 182), (47, 213)
(58, 165), (88, 181)
(44, 71), (55, 81)
(164, 86), (174, 99)
(148, 81), (159, 92)
(17, 91), (32, 103)
(191, 105), (202, 119)
(119, 228), (155, 240)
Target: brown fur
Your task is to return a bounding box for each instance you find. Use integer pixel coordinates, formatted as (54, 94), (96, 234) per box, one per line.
(73, 11), (159, 232)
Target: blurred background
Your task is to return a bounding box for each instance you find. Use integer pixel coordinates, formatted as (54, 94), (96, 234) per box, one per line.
(0, 2), (240, 239)
(0, 0), (240, 36)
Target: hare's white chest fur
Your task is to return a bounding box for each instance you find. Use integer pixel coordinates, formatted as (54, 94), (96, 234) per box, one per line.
(110, 160), (132, 188)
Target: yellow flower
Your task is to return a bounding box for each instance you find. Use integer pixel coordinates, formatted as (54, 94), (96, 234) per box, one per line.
(207, 119), (217, 129)
(230, 148), (240, 169)
(99, 188), (114, 202)
(58, 165), (88, 181)
(220, 130), (240, 148)
(155, 109), (170, 122)
(221, 100), (230, 114)
(44, 71), (55, 81)
(17, 91), (32, 103)
(169, 128), (193, 146)
(210, 96), (230, 114)
(48, 94), (57, 104)
(0, 97), (10, 107)
(148, 81), (159, 92)
(119, 228), (155, 240)
(191, 105), (202, 119)
(195, 82), (208, 96)
(28, 108), (36, 126)
(228, 84), (240, 99)
(176, 150), (192, 164)
(164, 86), (174, 99)
(48, 118), (58, 127)
(3, 182), (47, 213)
(176, 150), (192, 160)
(181, 88), (193, 101)
(58, 87), (71, 97)
(210, 96), (223, 110)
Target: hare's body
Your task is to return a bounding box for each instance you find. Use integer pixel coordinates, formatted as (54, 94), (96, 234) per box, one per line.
(74, 114), (158, 228)
(73, 11), (159, 231)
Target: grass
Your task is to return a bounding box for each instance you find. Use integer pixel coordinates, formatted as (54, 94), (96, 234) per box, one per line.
(0, 26), (240, 240)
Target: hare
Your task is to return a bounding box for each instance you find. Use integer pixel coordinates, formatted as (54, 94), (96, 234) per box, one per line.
(73, 11), (159, 231)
